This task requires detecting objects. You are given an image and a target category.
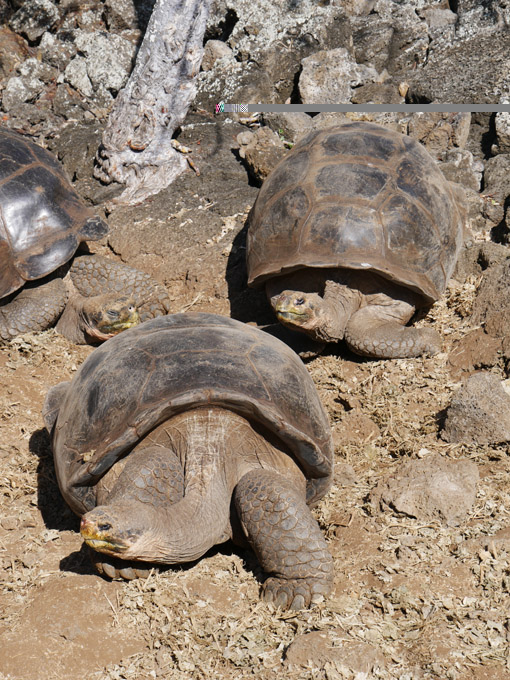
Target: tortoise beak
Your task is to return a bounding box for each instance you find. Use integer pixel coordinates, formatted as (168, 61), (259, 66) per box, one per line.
(274, 293), (309, 320)
(98, 306), (141, 336)
(80, 516), (129, 554)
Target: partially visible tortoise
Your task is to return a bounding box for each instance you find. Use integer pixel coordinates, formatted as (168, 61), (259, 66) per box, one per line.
(246, 122), (465, 359)
(0, 128), (170, 343)
(43, 313), (334, 610)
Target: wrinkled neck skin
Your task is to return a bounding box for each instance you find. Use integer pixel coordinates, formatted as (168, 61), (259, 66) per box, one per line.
(92, 408), (293, 565)
(105, 483), (231, 565)
(267, 270), (362, 344)
(305, 284), (361, 344)
(54, 291), (90, 344)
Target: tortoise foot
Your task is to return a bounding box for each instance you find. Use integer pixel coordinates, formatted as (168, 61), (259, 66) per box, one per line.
(262, 576), (331, 610)
(235, 469), (333, 611)
(88, 547), (162, 580)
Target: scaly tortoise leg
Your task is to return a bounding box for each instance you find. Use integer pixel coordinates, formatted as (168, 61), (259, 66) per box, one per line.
(70, 254), (171, 321)
(0, 277), (68, 343)
(234, 469), (333, 610)
(344, 299), (441, 359)
(86, 446), (185, 581)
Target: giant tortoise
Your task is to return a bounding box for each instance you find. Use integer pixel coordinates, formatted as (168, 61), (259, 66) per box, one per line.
(246, 122), (465, 359)
(43, 313), (334, 610)
(0, 128), (170, 343)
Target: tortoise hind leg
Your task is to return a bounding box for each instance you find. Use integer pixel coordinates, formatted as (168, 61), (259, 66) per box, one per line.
(234, 469), (333, 610)
(344, 298), (441, 359)
(0, 277), (68, 343)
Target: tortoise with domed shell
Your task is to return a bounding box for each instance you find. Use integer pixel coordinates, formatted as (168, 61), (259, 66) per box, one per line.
(43, 313), (334, 611)
(0, 127), (170, 344)
(246, 121), (464, 359)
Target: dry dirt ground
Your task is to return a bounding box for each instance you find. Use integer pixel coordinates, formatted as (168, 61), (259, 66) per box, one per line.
(1, 118), (510, 679)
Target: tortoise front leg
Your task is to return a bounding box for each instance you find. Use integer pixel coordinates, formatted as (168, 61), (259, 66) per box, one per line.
(344, 299), (441, 358)
(234, 469), (333, 610)
(0, 278), (68, 342)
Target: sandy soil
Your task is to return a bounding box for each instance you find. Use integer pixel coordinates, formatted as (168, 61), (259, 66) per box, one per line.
(1, 216), (510, 680)
(0, 114), (509, 680)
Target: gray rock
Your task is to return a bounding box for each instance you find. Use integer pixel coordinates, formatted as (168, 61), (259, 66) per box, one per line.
(484, 154), (510, 201)
(351, 80), (405, 104)
(104, 0), (155, 31)
(351, 1), (429, 75)
(38, 31), (77, 70)
(481, 154), (510, 236)
(198, 2), (353, 108)
(236, 126), (287, 182)
(0, 101), (62, 136)
(198, 61), (276, 111)
(448, 185), (486, 237)
(74, 31), (136, 96)
(352, 18), (395, 73)
(0, 0), (13, 23)
(371, 454), (479, 526)
(201, 40), (234, 72)
(299, 47), (378, 104)
(336, 0), (376, 15)
(2, 57), (56, 111)
(454, 241), (509, 284)
(454, 0), (508, 39)
(493, 112), (510, 155)
(408, 31), (510, 103)
(439, 149), (483, 192)
(2, 77), (34, 111)
(64, 55), (93, 99)
(262, 112), (313, 144)
(471, 258), (510, 333)
(420, 7), (457, 30)
(442, 373), (510, 446)
(63, 30), (136, 108)
(407, 112), (471, 153)
(52, 83), (90, 122)
(9, 0), (60, 41)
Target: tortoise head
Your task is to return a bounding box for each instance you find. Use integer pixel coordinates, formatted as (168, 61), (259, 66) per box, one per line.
(271, 291), (325, 333)
(81, 294), (140, 342)
(80, 505), (155, 560)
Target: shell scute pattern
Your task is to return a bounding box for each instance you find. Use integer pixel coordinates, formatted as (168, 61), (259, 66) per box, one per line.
(52, 314), (333, 515)
(246, 122), (463, 302)
(0, 128), (107, 298)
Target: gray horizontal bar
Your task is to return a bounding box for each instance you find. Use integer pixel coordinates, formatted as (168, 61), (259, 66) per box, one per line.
(237, 104), (510, 113)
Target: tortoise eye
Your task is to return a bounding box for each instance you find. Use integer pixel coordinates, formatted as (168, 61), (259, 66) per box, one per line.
(98, 522), (112, 532)
(107, 310), (120, 320)
(295, 297), (305, 306)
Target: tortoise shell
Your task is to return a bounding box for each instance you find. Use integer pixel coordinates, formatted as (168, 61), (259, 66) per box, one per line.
(0, 128), (107, 299)
(50, 313), (333, 515)
(246, 122), (464, 303)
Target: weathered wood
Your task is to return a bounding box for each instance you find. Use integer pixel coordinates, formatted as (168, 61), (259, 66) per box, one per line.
(95, 0), (212, 205)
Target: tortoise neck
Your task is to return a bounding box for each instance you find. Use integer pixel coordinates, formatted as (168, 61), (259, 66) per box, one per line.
(311, 279), (361, 343)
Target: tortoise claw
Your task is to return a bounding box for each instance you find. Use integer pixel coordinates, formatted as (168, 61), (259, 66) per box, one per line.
(262, 577), (326, 611)
(87, 546), (160, 581)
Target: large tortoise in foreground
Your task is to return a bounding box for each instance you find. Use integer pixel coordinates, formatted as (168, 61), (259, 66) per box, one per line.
(0, 128), (170, 343)
(43, 313), (334, 610)
(247, 122), (465, 359)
